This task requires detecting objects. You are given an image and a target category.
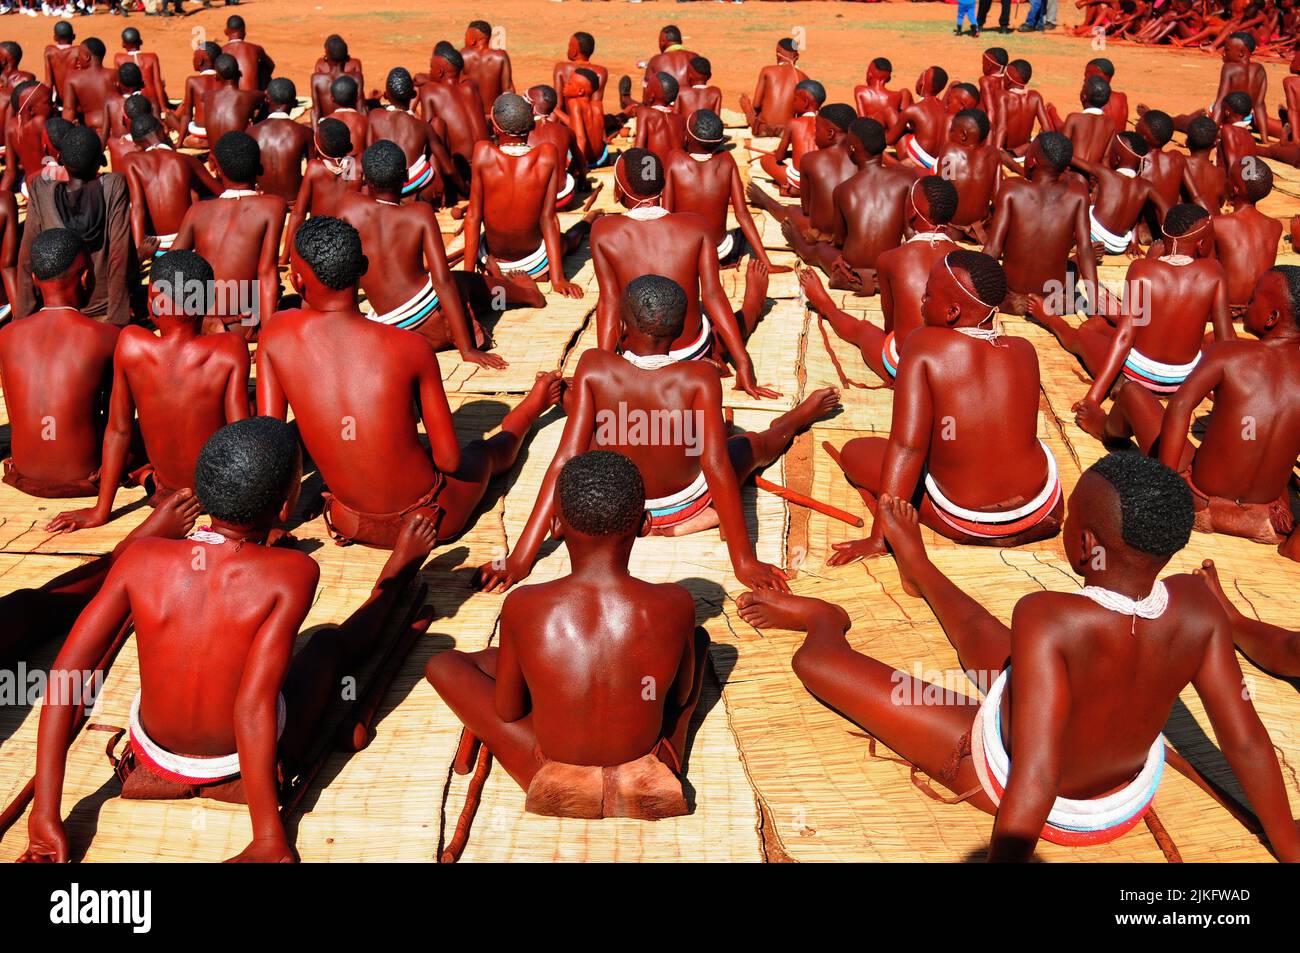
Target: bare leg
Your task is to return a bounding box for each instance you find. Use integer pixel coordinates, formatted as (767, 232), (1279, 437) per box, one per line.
(816, 305), (890, 382)
(1196, 559), (1300, 677)
(1028, 310), (1116, 376)
(561, 208), (604, 256)
(438, 370), (564, 539)
(737, 257), (770, 337)
(780, 219), (840, 273)
(728, 387), (842, 481)
(736, 589), (994, 810)
(425, 646), (541, 789)
(757, 152), (795, 193)
(660, 388), (841, 537)
(746, 181), (807, 230)
(877, 495), (1011, 684)
(279, 514), (439, 765)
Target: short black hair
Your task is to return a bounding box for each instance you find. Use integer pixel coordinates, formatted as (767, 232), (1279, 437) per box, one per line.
(1272, 265), (1300, 329)
(213, 131), (259, 183)
(195, 417), (299, 526)
(947, 249), (1007, 308)
(1116, 130), (1149, 158)
(625, 274), (686, 339)
(574, 67), (599, 92)
(690, 55), (711, 79)
(1163, 203), (1210, 237)
(1087, 56), (1115, 78)
(151, 249), (215, 318)
(330, 75), (358, 108)
(214, 53), (240, 81)
(819, 103), (856, 132)
(385, 67), (413, 104)
(655, 71), (678, 104)
(1009, 58), (1033, 83)
(688, 108), (724, 144)
(202, 41), (222, 63)
(956, 107), (990, 141)
(295, 216), (365, 290)
(1088, 453), (1193, 558)
(361, 139), (406, 191)
(573, 31), (595, 57)
(558, 450), (646, 537)
(1186, 115), (1218, 150)
(1227, 31), (1256, 53)
(777, 37), (797, 53)
(1222, 91), (1253, 119)
(226, 14), (246, 32)
(54, 21), (74, 42)
(917, 175), (958, 225)
(30, 228), (83, 281)
(984, 47), (1009, 66)
(951, 81), (980, 105)
(60, 124), (103, 178)
(130, 113), (160, 141)
(872, 56), (893, 73)
(619, 147), (665, 197)
(663, 25), (683, 44)
(437, 46), (464, 73)
(1239, 156), (1273, 202)
(82, 37), (106, 62)
(492, 92), (533, 136)
(847, 117), (886, 155)
(795, 79), (826, 106)
(529, 84), (557, 112)
(468, 19), (491, 38)
(44, 116), (72, 151)
(123, 93), (152, 121)
(316, 117), (352, 158)
(324, 34), (348, 61)
(121, 27), (141, 46)
(1083, 76), (1111, 108)
(267, 77), (297, 107)
(1142, 109), (1174, 146)
(926, 66), (948, 95)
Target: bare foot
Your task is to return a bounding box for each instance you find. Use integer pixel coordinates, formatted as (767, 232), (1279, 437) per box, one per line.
(779, 386), (842, 433)
(126, 488), (203, 542)
(1194, 558), (1242, 619)
(384, 513), (439, 581)
(521, 369), (565, 416)
(876, 493), (926, 597)
(740, 257), (771, 334)
(736, 589), (850, 632)
(1072, 398), (1110, 442)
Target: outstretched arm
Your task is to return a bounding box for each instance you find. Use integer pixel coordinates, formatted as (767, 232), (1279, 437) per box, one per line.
(1156, 352), (1223, 472)
(476, 363), (598, 592)
(696, 373), (789, 592)
(1192, 607), (1300, 861)
(698, 239), (776, 399)
(229, 567), (317, 864)
(592, 232), (623, 351)
(416, 346), (461, 475)
(421, 212), (505, 368)
(988, 600), (1069, 862)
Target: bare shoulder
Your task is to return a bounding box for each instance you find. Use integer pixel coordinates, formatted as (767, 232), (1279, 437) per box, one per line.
(647, 580), (695, 622)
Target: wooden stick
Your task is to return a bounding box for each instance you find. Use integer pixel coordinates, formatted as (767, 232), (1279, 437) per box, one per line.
(754, 475), (864, 527)
(0, 617), (134, 839)
(1142, 807), (1183, 863)
(440, 744), (491, 863)
(452, 728), (479, 777)
(337, 585), (433, 752)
